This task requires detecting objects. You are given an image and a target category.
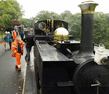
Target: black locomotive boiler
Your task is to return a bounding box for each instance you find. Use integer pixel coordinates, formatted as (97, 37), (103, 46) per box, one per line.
(34, 1), (109, 94)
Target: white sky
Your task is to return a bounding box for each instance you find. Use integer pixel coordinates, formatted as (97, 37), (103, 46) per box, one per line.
(16, 0), (109, 19)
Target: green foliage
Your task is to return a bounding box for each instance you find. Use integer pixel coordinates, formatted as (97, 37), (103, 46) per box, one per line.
(0, 0), (23, 29)
(20, 18), (31, 28)
(59, 10), (74, 31)
(104, 28), (109, 49)
(7, 0), (23, 20)
(93, 12), (109, 48)
(60, 10), (73, 22)
(0, 31), (5, 38)
(34, 10), (60, 21)
(69, 13), (81, 40)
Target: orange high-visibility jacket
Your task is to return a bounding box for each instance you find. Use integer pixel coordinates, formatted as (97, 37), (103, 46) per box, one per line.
(11, 40), (24, 57)
(13, 31), (16, 39)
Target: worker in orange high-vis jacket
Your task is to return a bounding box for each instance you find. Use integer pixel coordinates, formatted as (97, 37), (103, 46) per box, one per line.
(12, 30), (16, 42)
(11, 36), (24, 71)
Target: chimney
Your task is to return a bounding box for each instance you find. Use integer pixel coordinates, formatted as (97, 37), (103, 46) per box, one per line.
(72, 1), (98, 64)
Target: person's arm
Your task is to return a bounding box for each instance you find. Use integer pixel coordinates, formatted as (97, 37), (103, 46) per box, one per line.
(21, 41), (25, 55)
(4, 35), (7, 40)
(11, 31), (13, 36)
(32, 36), (35, 46)
(23, 37), (28, 43)
(9, 34), (12, 39)
(11, 42), (17, 54)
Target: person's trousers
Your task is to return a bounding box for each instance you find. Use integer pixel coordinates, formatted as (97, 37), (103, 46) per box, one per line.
(25, 47), (32, 61)
(12, 39), (15, 42)
(21, 35), (24, 40)
(16, 53), (21, 67)
(5, 42), (9, 50)
(9, 42), (11, 49)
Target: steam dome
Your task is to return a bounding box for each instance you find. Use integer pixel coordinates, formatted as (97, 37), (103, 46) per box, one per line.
(54, 27), (69, 41)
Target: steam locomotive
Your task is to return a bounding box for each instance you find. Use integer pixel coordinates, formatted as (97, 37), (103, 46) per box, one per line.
(34, 1), (109, 94)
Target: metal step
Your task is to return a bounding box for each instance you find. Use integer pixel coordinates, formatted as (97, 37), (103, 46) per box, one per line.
(57, 81), (74, 87)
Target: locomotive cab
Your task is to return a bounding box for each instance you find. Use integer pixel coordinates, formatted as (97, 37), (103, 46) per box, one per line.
(34, 19), (68, 35)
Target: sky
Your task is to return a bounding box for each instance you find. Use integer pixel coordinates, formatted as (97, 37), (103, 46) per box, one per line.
(16, 0), (109, 19)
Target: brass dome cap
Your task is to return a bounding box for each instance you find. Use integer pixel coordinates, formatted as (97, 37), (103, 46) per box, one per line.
(54, 27), (69, 41)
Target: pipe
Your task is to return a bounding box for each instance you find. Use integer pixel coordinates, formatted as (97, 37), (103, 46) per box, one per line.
(79, 1), (98, 56)
(72, 1), (98, 64)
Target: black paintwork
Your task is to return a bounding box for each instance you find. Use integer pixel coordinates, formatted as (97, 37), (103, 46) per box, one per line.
(34, 18), (109, 94)
(34, 20), (68, 35)
(34, 40), (78, 94)
(72, 14), (95, 64)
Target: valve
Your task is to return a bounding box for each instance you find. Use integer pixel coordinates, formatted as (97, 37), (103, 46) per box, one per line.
(91, 79), (101, 94)
(91, 79), (101, 87)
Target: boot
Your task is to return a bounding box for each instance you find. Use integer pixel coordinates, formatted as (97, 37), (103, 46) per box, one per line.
(18, 65), (21, 71)
(15, 64), (18, 68)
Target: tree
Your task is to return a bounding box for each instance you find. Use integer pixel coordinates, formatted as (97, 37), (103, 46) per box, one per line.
(20, 18), (31, 28)
(70, 13), (81, 40)
(0, 0), (23, 29)
(7, 0), (23, 20)
(34, 10), (60, 21)
(60, 10), (74, 31)
(60, 10), (73, 22)
(93, 12), (109, 44)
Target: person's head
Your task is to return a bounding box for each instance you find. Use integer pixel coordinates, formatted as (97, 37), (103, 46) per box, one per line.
(28, 32), (32, 36)
(13, 30), (15, 32)
(24, 29), (26, 31)
(5, 31), (8, 34)
(7, 32), (10, 34)
(16, 36), (20, 42)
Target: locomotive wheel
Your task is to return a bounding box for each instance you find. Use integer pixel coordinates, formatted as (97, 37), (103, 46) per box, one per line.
(73, 59), (109, 94)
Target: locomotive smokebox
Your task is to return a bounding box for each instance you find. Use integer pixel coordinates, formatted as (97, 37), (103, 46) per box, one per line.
(73, 1), (98, 64)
